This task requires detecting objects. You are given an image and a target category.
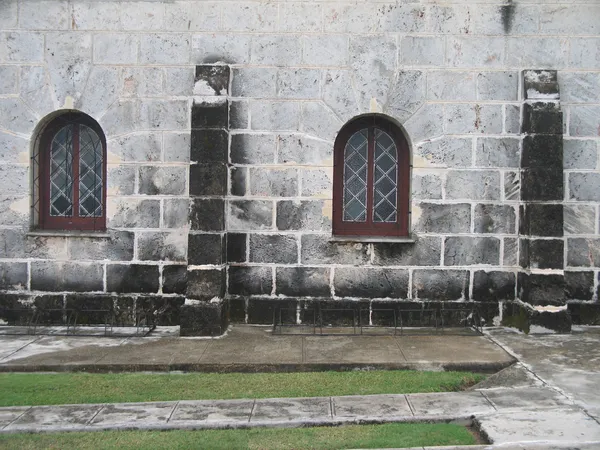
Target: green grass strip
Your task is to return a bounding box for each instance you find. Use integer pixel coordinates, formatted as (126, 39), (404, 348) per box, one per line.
(0, 371), (484, 407)
(0, 423), (476, 449)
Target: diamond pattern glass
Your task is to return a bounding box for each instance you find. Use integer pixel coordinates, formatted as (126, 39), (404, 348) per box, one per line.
(343, 129), (368, 222)
(49, 126), (73, 217)
(373, 129), (398, 223)
(78, 125), (103, 217)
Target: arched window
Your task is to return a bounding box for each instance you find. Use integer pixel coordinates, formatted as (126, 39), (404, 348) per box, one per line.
(333, 115), (410, 237)
(37, 113), (106, 231)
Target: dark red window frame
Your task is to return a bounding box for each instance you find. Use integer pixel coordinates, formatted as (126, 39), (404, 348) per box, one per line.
(39, 113), (107, 231)
(333, 115), (410, 237)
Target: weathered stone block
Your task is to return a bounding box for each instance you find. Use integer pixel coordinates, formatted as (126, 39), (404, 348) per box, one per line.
(230, 167), (247, 197)
(251, 34), (301, 66)
(473, 271), (516, 302)
(138, 232), (187, 262)
(402, 103), (444, 143)
(564, 205), (595, 235)
(519, 204), (563, 237)
(180, 300), (228, 336)
(414, 138), (471, 169)
(300, 168), (333, 198)
(525, 239), (564, 270)
(276, 267), (330, 297)
(475, 204), (516, 234)
(477, 71), (518, 101)
(334, 268), (408, 299)
(120, 67), (163, 98)
(163, 198), (189, 229)
(301, 234), (369, 266)
(507, 37), (568, 69)
(523, 70), (559, 99)
(400, 36), (444, 66)
(518, 273), (565, 306)
(65, 295), (113, 325)
(276, 200), (331, 232)
(521, 168), (563, 201)
(522, 135), (563, 169)
(446, 36), (505, 68)
(302, 35), (348, 67)
(569, 303), (600, 326)
(140, 33), (189, 64)
(190, 164), (226, 196)
(163, 132), (190, 163)
(228, 200), (272, 231)
(109, 133), (161, 163)
(229, 297), (245, 323)
(94, 33), (138, 64)
(0, 66), (17, 95)
(190, 199), (224, 231)
(502, 302), (571, 334)
(164, 67), (194, 96)
(385, 70), (425, 122)
(186, 268), (225, 299)
(247, 298), (296, 325)
(413, 203), (471, 234)
(476, 138), (520, 168)
(163, 265), (187, 295)
(249, 168), (298, 197)
(445, 170), (501, 200)
(227, 233), (247, 263)
(505, 104), (521, 135)
(412, 171), (443, 199)
(250, 101), (300, 131)
(192, 34), (251, 65)
(67, 231), (134, 261)
(0, 262), (27, 290)
(32, 262), (103, 292)
(445, 104), (503, 134)
(190, 129), (228, 164)
(0, 196), (28, 227)
(138, 166), (186, 196)
(191, 100), (228, 129)
(231, 134), (276, 164)
(372, 236), (442, 267)
(188, 233), (224, 266)
(444, 237), (501, 266)
(0, 31), (44, 62)
(565, 271), (594, 301)
(504, 238), (518, 267)
(277, 69), (320, 99)
(427, 71), (476, 101)
(107, 264), (159, 294)
(229, 101), (248, 130)
(522, 102), (563, 134)
(249, 234), (297, 264)
(567, 238), (600, 268)
(569, 173), (600, 202)
(563, 139), (597, 170)
(231, 67), (276, 97)
(194, 65), (230, 95)
(0, 165), (28, 195)
(228, 266), (272, 296)
(139, 99), (188, 130)
(277, 134), (332, 166)
(412, 270), (470, 301)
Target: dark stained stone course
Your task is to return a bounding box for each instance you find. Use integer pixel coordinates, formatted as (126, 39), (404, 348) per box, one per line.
(188, 233), (224, 265)
(195, 65), (230, 96)
(163, 265), (188, 295)
(190, 199), (225, 231)
(521, 135), (563, 169)
(521, 168), (563, 201)
(334, 268), (408, 299)
(519, 204), (563, 237)
(249, 234), (298, 264)
(228, 266), (272, 296)
(191, 100), (228, 129)
(412, 270), (470, 301)
(186, 268), (225, 299)
(190, 129), (228, 163)
(372, 236), (441, 266)
(521, 102), (563, 135)
(565, 271), (594, 301)
(227, 233), (247, 263)
(190, 164), (227, 196)
(107, 264), (160, 294)
(276, 267), (331, 297)
(472, 271), (516, 302)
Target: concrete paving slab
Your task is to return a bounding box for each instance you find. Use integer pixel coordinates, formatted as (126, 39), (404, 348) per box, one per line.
(0, 336), (39, 360)
(471, 363), (542, 390)
(95, 338), (209, 366)
(407, 391), (495, 416)
(90, 402), (176, 427)
(478, 408), (600, 445)
(332, 394), (412, 419)
(5, 405), (102, 431)
(399, 336), (512, 364)
(251, 397), (331, 422)
(0, 407), (30, 427)
(303, 335), (406, 364)
(482, 387), (572, 411)
(170, 400), (254, 423)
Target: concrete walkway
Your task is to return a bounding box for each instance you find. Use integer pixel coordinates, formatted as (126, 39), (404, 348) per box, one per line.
(2, 325), (600, 448)
(0, 325), (514, 372)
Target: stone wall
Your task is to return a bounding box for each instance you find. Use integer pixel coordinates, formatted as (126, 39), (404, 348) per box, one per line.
(0, 0), (599, 330)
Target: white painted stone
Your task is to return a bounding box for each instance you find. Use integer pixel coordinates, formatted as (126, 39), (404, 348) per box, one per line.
(540, 5), (600, 36)
(140, 100), (188, 131)
(471, 4), (539, 35)
(445, 104), (503, 135)
(399, 36), (444, 66)
(71, 1), (121, 30)
(376, 4), (427, 33)
(385, 70), (425, 123)
(428, 5), (472, 34)
(221, 3), (278, 32)
(100, 100), (140, 136)
(0, 0), (17, 29)
(0, 165), (29, 195)
(121, 2), (165, 31)
(323, 3), (377, 34)
(322, 70), (360, 123)
(301, 101), (342, 141)
(507, 37), (569, 69)
(19, 1), (69, 30)
(0, 32), (44, 62)
(280, 3), (322, 33)
(163, 132), (190, 163)
(0, 98), (37, 134)
(569, 38), (600, 70)
(277, 69), (320, 99)
(563, 139), (598, 170)
(302, 35), (348, 68)
(300, 168), (333, 198)
(93, 34), (139, 64)
(192, 34), (251, 65)
(569, 106), (600, 137)
(165, 68), (195, 97)
(446, 36), (505, 68)
(251, 35), (302, 66)
(121, 67), (164, 98)
(140, 33), (190, 64)
(0, 131), (29, 164)
(559, 72), (600, 104)
(403, 103), (444, 144)
(80, 66), (120, 118)
(427, 71), (476, 101)
(478, 72), (519, 102)
(278, 134), (333, 166)
(505, 104), (521, 135)
(231, 67), (277, 98)
(108, 132), (162, 163)
(564, 204), (596, 235)
(250, 100), (300, 132)
(19, 65), (55, 118)
(165, 2), (220, 31)
(0, 66), (17, 95)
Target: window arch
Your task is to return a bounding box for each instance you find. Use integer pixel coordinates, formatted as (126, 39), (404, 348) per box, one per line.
(333, 115), (410, 237)
(35, 112), (107, 231)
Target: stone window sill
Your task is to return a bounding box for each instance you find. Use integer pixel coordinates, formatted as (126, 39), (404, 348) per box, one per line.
(329, 234), (417, 244)
(27, 230), (111, 239)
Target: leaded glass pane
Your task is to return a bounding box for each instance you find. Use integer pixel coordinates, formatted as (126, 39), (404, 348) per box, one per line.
(49, 126), (73, 217)
(78, 125), (103, 217)
(343, 129), (368, 222)
(373, 129), (397, 223)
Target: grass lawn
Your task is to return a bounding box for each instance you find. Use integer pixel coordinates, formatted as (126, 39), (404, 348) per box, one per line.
(0, 423), (477, 449)
(0, 371), (484, 406)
